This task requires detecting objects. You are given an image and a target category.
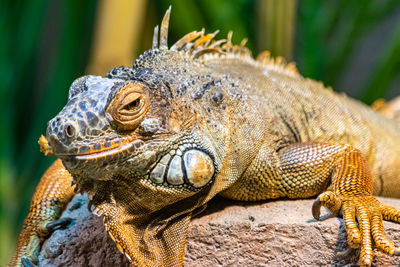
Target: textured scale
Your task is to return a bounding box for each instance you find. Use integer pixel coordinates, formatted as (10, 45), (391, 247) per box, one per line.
(9, 160), (74, 266)
(9, 8), (400, 267)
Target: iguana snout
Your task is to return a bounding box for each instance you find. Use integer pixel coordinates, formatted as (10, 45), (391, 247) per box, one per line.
(44, 75), (122, 156)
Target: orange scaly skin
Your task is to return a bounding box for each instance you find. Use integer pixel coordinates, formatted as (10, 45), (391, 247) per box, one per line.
(9, 160), (74, 266)
(9, 8), (400, 267)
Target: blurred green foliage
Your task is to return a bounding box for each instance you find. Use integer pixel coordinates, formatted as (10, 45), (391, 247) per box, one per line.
(0, 0), (98, 263)
(1, 0), (399, 264)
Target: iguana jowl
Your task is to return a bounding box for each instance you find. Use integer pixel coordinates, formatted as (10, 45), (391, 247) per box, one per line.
(9, 7), (400, 267)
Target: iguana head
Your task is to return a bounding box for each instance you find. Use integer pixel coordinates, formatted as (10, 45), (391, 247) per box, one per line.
(40, 10), (222, 200)
(42, 66), (218, 191)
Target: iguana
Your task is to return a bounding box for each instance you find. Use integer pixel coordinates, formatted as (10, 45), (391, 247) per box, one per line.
(9, 7), (400, 267)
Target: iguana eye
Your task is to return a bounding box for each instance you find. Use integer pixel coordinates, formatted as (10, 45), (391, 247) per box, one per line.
(120, 92), (143, 114)
(123, 98), (140, 111)
(107, 83), (150, 131)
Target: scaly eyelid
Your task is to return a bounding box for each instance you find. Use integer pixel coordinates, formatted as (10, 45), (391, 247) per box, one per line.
(120, 92), (142, 107)
(106, 83), (150, 131)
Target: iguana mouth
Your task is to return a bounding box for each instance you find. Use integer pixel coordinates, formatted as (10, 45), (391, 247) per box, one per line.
(39, 134), (144, 160)
(75, 139), (143, 160)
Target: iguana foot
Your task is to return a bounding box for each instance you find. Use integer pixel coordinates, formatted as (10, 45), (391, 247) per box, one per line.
(8, 160), (75, 267)
(21, 258), (37, 267)
(14, 217), (73, 267)
(313, 191), (400, 267)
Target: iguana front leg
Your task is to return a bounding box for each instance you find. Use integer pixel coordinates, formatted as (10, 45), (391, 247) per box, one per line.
(8, 159), (75, 267)
(277, 143), (400, 266)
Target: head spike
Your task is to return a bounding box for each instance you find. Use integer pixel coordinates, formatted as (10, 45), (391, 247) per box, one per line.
(209, 39), (227, 49)
(159, 6), (171, 49)
(203, 30), (219, 47)
(152, 25), (159, 49)
(171, 31), (203, 51)
(194, 32), (218, 49)
(256, 51), (271, 62)
(192, 48), (222, 59)
(222, 31), (233, 50)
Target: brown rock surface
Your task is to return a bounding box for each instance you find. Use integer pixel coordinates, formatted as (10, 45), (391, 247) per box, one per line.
(38, 194), (400, 266)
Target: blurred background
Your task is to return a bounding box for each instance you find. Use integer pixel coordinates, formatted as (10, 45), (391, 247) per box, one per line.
(1, 0), (400, 264)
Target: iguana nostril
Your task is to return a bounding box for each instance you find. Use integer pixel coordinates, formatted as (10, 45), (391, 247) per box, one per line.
(64, 124), (76, 138)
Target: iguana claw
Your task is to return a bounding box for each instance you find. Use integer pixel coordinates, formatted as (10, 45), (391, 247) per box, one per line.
(21, 258), (37, 267)
(46, 217), (73, 231)
(336, 247), (357, 259)
(312, 191), (341, 221)
(312, 196), (322, 220)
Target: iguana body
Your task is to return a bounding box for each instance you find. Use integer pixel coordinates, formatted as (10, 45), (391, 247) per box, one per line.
(9, 8), (400, 267)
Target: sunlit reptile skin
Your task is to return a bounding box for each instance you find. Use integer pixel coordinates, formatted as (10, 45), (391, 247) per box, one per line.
(9, 9), (400, 267)
(9, 160), (74, 266)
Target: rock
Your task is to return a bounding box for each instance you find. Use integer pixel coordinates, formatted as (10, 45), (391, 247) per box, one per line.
(38, 194), (400, 266)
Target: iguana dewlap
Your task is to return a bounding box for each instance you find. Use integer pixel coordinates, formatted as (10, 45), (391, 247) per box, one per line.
(9, 8), (400, 267)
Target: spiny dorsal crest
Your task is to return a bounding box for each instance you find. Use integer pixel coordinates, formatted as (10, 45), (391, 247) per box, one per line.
(152, 6), (299, 77)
